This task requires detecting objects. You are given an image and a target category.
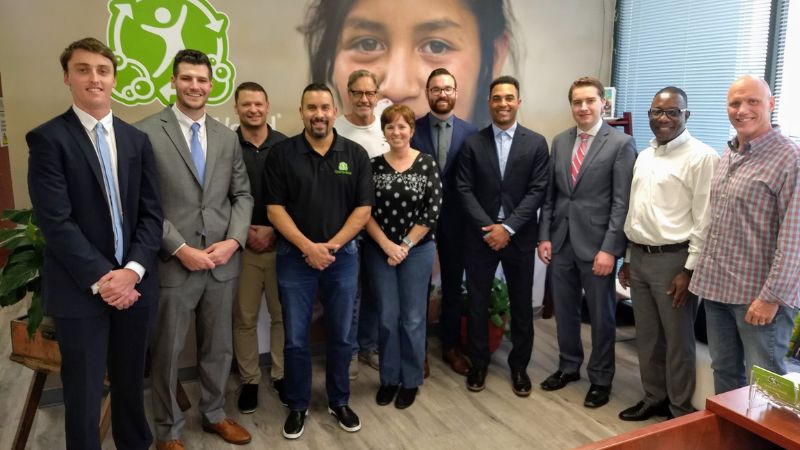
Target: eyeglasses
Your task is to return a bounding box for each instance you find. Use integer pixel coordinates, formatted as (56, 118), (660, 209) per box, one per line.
(349, 90), (378, 99)
(429, 86), (456, 96)
(648, 108), (687, 119)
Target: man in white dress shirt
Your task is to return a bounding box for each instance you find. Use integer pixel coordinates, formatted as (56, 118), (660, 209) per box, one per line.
(618, 86), (718, 420)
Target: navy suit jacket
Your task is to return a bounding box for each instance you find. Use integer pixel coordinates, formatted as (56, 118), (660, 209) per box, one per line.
(538, 121), (636, 261)
(456, 124), (550, 253)
(412, 113), (477, 230)
(27, 108), (163, 318)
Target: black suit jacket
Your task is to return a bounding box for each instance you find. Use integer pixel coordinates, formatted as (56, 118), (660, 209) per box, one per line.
(456, 124), (550, 253)
(27, 108), (163, 318)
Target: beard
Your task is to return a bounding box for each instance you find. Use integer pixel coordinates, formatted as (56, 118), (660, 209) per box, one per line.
(430, 97), (455, 115)
(307, 117), (329, 138)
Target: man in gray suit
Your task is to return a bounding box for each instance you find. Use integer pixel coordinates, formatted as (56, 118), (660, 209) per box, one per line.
(136, 49), (253, 450)
(537, 76), (636, 408)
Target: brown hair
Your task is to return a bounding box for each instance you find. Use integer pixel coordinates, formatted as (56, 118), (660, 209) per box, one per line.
(380, 104), (416, 131)
(60, 37), (117, 74)
(568, 76), (604, 102)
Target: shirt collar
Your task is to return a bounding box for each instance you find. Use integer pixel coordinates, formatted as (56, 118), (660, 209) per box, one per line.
(492, 121), (518, 139)
(428, 112), (453, 126)
(172, 104), (206, 130)
(728, 126), (781, 155)
(237, 124), (274, 149)
(649, 129), (691, 152)
(300, 128), (342, 154)
(72, 105), (112, 132)
(577, 119), (603, 138)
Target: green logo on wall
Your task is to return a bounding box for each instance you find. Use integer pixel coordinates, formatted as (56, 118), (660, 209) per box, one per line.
(106, 0), (235, 106)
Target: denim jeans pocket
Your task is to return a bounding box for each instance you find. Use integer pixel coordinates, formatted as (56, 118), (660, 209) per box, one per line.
(276, 238), (294, 256)
(341, 239), (358, 255)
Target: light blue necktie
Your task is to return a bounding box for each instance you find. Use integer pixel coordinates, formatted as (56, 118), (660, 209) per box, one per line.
(190, 122), (205, 184)
(95, 122), (123, 264)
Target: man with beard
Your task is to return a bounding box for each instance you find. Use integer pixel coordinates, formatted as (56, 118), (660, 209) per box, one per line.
(412, 68), (477, 375)
(265, 83), (373, 439)
(334, 70), (387, 379)
(231, 82), (288, 413)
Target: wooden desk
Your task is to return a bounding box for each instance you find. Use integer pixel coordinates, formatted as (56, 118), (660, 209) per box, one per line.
(578, 386), (795, 449)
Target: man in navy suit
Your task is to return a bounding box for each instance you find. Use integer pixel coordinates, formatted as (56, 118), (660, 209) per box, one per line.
(537, 76), (636, 409)
(411, 68), (477, 375)
(456, 76), (549, 395)
(27, 37), (162, 450)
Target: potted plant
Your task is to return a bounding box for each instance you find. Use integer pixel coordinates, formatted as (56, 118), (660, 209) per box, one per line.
(0, 208), (60, 369)
(459, 277), (510, 353)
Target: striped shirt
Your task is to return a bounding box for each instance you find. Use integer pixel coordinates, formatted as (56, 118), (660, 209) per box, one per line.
(689, 127), (800, 307)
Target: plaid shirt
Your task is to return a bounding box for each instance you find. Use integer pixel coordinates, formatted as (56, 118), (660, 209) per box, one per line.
(690, 127), (800, 308)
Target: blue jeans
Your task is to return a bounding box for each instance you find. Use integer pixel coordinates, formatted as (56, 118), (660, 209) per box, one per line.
(349, 235), (379, 355)
(365, 240), (435, 388)
(277, 239), (358, 411)
(704, 299), (797, 394)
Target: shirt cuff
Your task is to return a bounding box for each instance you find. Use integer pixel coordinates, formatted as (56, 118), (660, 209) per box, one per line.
(502, 224), (516, 236)
(624, 246), (631, 263)
(125, 261), (145, 283)
(172, 242), (186, 256)
(684, 252), (698, 271)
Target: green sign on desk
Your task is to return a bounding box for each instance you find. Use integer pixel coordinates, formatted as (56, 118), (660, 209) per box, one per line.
(751, 365), (797, 406)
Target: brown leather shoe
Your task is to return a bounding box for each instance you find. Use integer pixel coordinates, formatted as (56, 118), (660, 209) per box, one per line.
(202, 418), (252, 445)
(155, 440), (185, 450)
(444, 349), (470, 375)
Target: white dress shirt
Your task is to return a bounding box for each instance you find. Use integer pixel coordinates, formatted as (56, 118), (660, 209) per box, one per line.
(571, 119), (603, 158)
(172, 104), (207, 158)
(623, 129), (719, 270)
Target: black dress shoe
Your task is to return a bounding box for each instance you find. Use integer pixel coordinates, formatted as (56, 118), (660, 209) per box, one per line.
(237, 383), (258, 414)
(584, 384), (611, 408)
(467, 367), (487, 392)
(272, 378), (288, 407)
(282, 410), (308, 439)
(618, 400), (669, 421)
(511, 370), (532, 397)
(394, 387), (418, 409)
(540, 370), (580, 391)
(376, 384), (399, 406)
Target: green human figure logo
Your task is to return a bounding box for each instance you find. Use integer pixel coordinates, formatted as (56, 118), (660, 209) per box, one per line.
(106, 0), (236, 106)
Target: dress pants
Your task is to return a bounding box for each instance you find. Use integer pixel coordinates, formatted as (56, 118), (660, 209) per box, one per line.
(629, 246), (697, 417)
(463, 234), (535, 371)
(151, 271), (236, 440)
(277, 239), (358, 411)
(550, 239), (616, 386)
(437, 220), (466, 352)
(55, 304), (155, 450)
(233, 247), (284, 383)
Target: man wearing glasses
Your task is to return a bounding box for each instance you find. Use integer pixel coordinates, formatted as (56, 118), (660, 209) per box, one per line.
(412, 68), (477, 376)
(334, 70), (387, 381)
(618, 87), (718, 421)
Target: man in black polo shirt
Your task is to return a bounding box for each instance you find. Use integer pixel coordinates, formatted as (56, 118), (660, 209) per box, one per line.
(265, 83), (373, 440)
(231, 82), (288, 414)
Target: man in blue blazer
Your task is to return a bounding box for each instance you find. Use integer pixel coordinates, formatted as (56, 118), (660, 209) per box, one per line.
(537, 77), (636, 408)
(27, 37), (162, 450)
(456, 76), (549, 395)
(411, 68), (477, 375)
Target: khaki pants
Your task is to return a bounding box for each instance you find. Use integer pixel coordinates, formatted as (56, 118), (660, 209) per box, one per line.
(233, 247), (284, 384)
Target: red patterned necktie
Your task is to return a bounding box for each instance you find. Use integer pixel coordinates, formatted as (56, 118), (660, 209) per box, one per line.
(571, 133), (590, 186)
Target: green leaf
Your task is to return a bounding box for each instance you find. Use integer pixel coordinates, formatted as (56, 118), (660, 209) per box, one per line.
(2, 208), (33, 225)
(0, 261), (39, 295)
(490, 314), (504, 328)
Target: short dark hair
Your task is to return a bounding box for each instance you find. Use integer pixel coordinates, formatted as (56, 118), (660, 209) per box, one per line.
(426, 68), (457, 89)
(60, 37), (117, 74)
(235, 82), (268, 103)
(172, 49), (213, 78)
(380, 104), (416, 131)
(301, 82), (334, 104)
(654, 86), (688, 107)
(568, 76), (604, 103)
(490, 75), (520, 97)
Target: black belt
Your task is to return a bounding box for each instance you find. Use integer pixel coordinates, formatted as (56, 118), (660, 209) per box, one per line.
(632, 241), (689, 254)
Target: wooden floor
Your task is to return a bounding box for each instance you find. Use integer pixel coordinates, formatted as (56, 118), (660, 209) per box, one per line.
(0, 300), (662, 449)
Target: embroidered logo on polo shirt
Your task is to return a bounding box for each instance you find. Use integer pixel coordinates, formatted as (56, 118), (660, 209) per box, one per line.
(335, 161), (351, 175)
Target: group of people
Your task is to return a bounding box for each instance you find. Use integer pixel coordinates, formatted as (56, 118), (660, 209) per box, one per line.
(26, 36), (799, 450)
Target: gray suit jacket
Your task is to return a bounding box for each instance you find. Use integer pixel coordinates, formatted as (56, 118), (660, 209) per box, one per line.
(538, 122), (636, 261)
(136, 107), (252, 287)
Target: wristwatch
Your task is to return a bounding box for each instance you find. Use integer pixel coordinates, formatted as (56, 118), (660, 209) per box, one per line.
(401, 236), (414, 249)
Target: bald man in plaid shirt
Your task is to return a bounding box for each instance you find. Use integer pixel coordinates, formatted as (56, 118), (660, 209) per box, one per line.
(690, 76), (800, 394)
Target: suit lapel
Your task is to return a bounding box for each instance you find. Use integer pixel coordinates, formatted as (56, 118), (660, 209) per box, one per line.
(63, 109), (106, 197)
(503, 127), (525, 181)
(562, 128), (577, 191)
(484, 127), (502, 179)
(574, 123), (609, 189)
(204, 118), (222, 191)
(112, 117), (130, 208)
(160, 107), (203, 187)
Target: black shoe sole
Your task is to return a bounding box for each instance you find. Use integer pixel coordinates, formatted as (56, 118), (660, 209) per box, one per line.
(512, 387), (532, 397)
(467, 383), (485, 392)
